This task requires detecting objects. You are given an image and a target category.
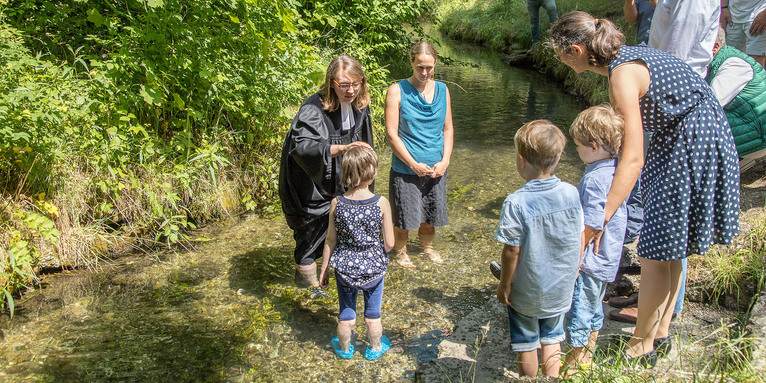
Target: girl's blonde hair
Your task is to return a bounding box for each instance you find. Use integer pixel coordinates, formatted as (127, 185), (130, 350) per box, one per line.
(319, 55), (370, 112)
(570, 104), (624, 157)
(341, 146), (378, 189)
(514, 120), (566, 173)
(546, 11), (625, 67)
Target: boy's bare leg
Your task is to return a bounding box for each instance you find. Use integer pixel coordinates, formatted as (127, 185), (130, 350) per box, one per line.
(541, 343), (561, 377)
(582, 330), (598, 365)
(563, 331), (597, 375)
(394, 227), (414, 267)
(365, 318), (382, 351)
(337, 320), (355, 353)
(517, 350), (539, 377)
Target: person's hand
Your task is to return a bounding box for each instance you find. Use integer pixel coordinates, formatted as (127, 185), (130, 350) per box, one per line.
(346, 141), (373, 152)
(584, 225), (604, 254)
(410, 162), (434, 178)
(431, 161), (449, 178)
(319, 269), (329, 288)
(750, 10), (766, 36)
(496, 283), (511, 306)
(648, 0), (658, 6)
(721, 7), (733, 27)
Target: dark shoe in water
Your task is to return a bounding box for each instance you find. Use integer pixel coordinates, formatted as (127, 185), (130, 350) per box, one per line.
(654, 336), (672, 357)
(490, 261), (502, 280)
(309, 287), (329, 300)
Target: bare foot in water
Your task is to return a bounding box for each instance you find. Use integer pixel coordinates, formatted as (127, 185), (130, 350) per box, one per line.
(395, 251), (415, 268)
(424, 249), (443, 264)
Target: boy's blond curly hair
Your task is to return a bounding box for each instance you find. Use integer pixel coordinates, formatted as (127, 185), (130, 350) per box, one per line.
(569, 104), (624, 157)
(514, 120), (567, 173)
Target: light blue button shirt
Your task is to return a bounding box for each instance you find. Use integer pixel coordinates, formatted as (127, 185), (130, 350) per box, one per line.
(495, 176), (584, 318)
(578, 158), (628, 282)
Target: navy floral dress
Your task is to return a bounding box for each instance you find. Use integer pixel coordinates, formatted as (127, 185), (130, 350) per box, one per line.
(329, 195), (388, 287)
(609, 46), (740, 261)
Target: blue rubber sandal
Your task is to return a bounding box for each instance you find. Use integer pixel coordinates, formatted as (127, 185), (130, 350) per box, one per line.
(364, 335), (390, 361)
(331, 337), (354, 359)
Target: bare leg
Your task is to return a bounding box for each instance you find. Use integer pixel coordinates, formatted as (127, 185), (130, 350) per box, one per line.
(365, 318), (383, 351)
(418, 223), (442, 263)
(394, 227), (414, 267)
(583, 331), (598, 365)
(627, 258), (682, 357)
(517, 349), (539, 377)
(337, 319), (355, 353)
(296, 262), (319, 288)
(565, 330), (598, 373)
(655, 260), (683, 339)
(541, 343), (561, 377)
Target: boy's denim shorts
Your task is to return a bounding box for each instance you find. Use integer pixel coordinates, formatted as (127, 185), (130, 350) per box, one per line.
(506, 306), (566, 352)
(565, 272), (608, 347)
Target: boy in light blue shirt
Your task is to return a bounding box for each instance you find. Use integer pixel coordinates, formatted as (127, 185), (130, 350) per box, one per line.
(495, 120), (584, 378)
(563, 104), (628, 373)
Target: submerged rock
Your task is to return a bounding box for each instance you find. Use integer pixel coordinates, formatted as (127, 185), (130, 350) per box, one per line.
(502, 50), (533, 68)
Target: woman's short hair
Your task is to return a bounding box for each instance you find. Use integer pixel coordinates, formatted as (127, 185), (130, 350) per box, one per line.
(319, 55), (370, 112)
(341, 146), (378, 189)
(410, 41), (438, 63)
(570, 104), (624, 157)
(547, 11), (625, 67)
(514, 120), (567, 173)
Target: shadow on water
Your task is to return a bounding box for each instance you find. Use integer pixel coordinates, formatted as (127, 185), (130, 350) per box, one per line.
(228, 246), (338, 347)
(14, 259), (247, 382)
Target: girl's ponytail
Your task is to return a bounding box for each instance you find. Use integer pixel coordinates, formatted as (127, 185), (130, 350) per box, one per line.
(547, 11), (624, 67)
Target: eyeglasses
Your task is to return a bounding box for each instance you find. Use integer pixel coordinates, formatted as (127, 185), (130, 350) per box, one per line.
(333, 80), (362, 91)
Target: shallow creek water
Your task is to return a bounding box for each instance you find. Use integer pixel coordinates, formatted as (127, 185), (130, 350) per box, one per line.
(0, 35), (590, 381)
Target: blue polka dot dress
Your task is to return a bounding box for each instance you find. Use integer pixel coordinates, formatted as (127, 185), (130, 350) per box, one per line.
(609, 46), (740, 261)
(329, 195), (389, 287)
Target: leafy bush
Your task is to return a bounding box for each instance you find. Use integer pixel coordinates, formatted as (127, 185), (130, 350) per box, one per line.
(0, 0), (427, 314)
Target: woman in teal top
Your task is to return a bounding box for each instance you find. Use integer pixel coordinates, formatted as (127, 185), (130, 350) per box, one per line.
(384, 41), (455, 268)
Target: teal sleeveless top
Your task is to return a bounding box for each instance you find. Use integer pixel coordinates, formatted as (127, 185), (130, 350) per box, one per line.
(391, 79), (447, 175)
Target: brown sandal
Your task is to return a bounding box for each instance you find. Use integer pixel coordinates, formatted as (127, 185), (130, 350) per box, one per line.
(608, 307), (638, 323)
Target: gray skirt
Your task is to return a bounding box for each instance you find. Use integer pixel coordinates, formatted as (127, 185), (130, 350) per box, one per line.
(389, 169), (448, 230)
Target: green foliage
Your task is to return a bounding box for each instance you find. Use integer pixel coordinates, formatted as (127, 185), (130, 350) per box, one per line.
(0, 0), (428, 314)
(702, 216), (766, 309)
(0, 196), (59, 317)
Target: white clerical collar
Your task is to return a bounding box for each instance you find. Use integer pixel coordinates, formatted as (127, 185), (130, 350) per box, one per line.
(340, 102), (355, 131)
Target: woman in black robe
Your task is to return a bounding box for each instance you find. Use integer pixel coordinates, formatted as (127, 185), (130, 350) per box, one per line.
(278, 55), (375, 297)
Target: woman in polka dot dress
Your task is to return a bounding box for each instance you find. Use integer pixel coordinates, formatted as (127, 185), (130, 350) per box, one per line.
(319, 146), (395, 360)
(548, 11), (739, 366)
